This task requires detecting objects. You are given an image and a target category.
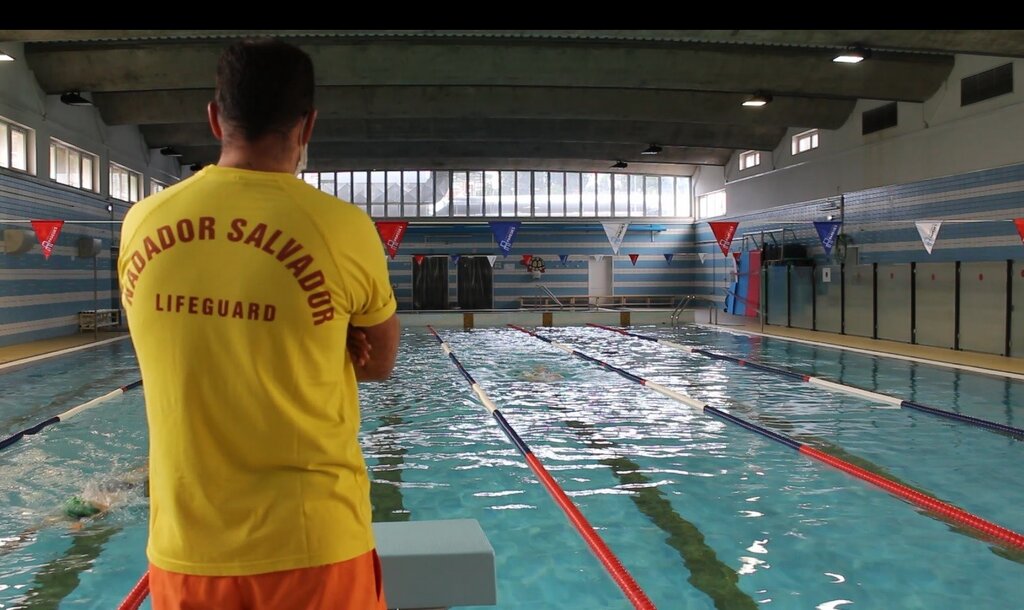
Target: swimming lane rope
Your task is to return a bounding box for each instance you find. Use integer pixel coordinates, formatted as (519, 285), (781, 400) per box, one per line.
(586, 323), (1024, 439)
(0, 380), (143, 451)
(425, 326), (657, 610)
(116, 571), (149, 610)
(508, 324), (1024, 551)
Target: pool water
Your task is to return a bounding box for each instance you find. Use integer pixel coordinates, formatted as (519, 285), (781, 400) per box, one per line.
(1, 326), (1022, 609)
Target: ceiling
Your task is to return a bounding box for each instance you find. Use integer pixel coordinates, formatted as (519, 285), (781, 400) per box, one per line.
(3, 30), (1023, 175)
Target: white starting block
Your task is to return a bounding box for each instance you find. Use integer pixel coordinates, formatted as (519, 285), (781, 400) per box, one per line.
(374, 519), (496, 609)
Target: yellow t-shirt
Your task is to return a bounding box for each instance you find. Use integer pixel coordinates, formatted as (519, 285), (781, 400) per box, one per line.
(118, 165), (396, 576)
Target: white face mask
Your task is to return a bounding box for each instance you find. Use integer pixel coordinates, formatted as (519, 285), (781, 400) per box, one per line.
(295, 143), (309, 176)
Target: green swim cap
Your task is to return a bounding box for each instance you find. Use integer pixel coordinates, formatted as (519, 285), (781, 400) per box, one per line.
(63, 496), (101, 519)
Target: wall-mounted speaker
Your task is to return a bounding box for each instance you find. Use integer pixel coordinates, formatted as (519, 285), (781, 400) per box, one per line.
(77, 237), (102, 258)
(3, 229), (35, 255)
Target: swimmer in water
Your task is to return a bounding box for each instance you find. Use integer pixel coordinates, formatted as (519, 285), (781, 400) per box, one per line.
(519, 365), (564, 383)
(1, 463), (149, 552)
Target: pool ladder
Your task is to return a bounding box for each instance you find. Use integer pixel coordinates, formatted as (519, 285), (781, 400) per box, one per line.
(670, 294), (721, 326)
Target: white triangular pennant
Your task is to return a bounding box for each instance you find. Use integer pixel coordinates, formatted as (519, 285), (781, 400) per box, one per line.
(915, 221), (942, 254)
(592, 255), (604, 262)
(602, 222), (629, 255)
(486, 255), (497, 267)
(698, 252), (706, 264)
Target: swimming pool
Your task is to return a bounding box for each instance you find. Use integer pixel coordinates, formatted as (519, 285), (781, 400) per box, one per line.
(1, 325), (1022, 609)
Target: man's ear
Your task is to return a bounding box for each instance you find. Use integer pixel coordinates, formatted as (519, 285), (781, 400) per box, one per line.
(208, 102), (224, 141)
(300, 109), (318, 145)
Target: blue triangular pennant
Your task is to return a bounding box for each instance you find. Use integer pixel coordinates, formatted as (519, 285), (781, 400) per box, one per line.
(813, 221), (843, 256)
(489, 221), (522, 256)
(559, 254), (569, 266)
(450, 254), (461, 264)
(663, 253), (674, 264)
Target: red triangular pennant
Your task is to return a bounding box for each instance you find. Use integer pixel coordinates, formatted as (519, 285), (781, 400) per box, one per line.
(708, 221), (739, 257)
(413, 254), (425, 265)
(732, 252), (741, 262)
(31, 220), (64, 260)
(521, 254), (533, 268)
(375, 221), (409, 260)
(628, 253), (639, 266)
(1014, 219), (1024, 245)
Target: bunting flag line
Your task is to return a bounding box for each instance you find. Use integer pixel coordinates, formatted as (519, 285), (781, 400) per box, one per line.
(915, 221), (942, 254)
(663, 253), (674, 264)
(413, 254), (425, 265)
(813, 221), (843, 256)
(1014, 219), (1024, 245)
(489, 221), (522, 256)
(375, 221), (408, 260)
(708, 221), (739, 257)
(628, 254), (639, 266)
(451, 254), (461, 264)
(486, 255), (497, 267)
(31, 220), (64, 260)
(559, 254), (570, 266)
(602, 222), (629, 255)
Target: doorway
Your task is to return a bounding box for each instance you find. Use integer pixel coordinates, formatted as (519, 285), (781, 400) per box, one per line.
(588, 256), (613, 306)
(457, 256), (493, 309)
(412, 256), (449, 310)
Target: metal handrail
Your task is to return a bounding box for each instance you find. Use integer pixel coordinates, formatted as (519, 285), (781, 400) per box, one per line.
(536, 284), (564, 309)
(670, 294), (720, 326)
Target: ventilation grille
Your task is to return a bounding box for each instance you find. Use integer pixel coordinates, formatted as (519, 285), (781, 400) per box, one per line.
(862, 102), (898, 135)
(961, 63), (1013, 106)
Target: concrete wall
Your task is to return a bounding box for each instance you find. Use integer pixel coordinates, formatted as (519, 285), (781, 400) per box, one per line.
(0, 44), (182, 346)
(705, 56), (1024, 216)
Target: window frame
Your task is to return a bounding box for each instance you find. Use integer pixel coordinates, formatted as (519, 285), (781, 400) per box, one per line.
(49, 138), (99, 192)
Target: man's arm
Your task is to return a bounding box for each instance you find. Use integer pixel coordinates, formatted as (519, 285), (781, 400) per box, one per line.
(351, 313), (400, 381)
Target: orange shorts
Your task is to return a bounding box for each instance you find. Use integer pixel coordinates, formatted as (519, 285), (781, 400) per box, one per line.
(148, 549), (387, 610)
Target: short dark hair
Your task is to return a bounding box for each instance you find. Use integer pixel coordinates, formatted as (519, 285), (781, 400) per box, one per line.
(215, 39), (314, 141)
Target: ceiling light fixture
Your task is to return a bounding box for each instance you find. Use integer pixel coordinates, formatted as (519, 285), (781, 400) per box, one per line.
(60, 91), (93, 106)
(742, 93), (772, 108)
(160, 147), (183, 157)
(611, 160), (628, 169)
(641, 144), (663, 156)
(833, 46), (870, 64)
(0, 50), (14, 62)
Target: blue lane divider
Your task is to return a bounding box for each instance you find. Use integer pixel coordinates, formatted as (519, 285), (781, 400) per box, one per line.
(0, 379), (143, 451)
(587, 323), (1024, 439)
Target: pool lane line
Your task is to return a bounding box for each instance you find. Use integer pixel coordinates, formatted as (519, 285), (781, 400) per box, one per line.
(508, 324), (1024, 551)
(369, 413), (412, 523)
(697, 323), (1024, 382)
(588, 323), (1024, 439)
(426, 325), (657, 610)
(0, 380), (143, 451)
(554, 413), (759, 610)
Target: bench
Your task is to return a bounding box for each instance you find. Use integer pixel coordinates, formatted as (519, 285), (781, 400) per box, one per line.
(78, 309), (121, 331)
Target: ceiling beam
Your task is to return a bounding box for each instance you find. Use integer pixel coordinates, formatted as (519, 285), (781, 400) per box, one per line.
(95, 86), (855, 129)
(140, 118), (788, 152)
(26, 40), (952, 102)
(176, 141), (732, 169)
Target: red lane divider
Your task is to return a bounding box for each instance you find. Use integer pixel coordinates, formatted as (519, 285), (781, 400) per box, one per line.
(800, 446), (1024, 548)
(524, 453), (657, 610)
(116, 571), (149, 610)
(518, 325), (1024, 552)
(428, 327), (657, 609)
